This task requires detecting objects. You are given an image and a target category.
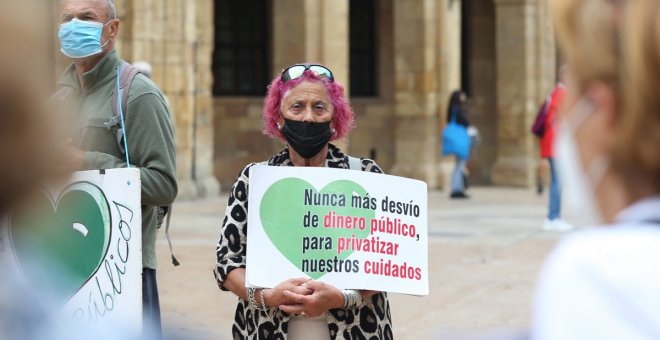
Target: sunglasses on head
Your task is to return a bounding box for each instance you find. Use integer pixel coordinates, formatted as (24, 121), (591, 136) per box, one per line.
(280, 64), (334, 82)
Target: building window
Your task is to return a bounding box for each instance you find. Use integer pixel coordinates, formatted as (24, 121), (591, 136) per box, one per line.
(349, 0), (378, 97)
(213, 0), (270, 96)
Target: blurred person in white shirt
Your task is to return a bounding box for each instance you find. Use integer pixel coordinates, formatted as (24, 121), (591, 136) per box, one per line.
(533, 0), (660, 339)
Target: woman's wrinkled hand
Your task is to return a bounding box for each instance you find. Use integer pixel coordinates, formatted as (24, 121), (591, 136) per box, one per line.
(279, 280), (344, 317)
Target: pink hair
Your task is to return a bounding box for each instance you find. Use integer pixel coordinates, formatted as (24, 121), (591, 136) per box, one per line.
(262, 68), (355, 141)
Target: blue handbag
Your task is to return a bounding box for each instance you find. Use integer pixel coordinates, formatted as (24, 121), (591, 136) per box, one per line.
(442, 108), (471, 159)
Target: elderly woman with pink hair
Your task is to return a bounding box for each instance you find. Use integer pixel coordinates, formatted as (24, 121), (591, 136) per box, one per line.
(213, 64), (393, 339)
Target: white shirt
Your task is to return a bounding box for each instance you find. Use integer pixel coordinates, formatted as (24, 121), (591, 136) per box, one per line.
(532, 196), (660, 340)
(288, 313), (331, 340)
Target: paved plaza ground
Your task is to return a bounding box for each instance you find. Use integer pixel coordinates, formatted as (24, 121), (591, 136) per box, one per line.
(156, 187), (584, 339)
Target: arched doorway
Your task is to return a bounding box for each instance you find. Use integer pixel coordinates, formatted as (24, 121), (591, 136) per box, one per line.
(461, 0), (497, 185)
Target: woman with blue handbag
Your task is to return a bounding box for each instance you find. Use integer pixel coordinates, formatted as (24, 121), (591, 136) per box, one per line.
(442, 90), (472, 199)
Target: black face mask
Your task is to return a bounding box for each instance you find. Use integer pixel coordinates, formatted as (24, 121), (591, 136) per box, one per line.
(281, 118), (333, 159)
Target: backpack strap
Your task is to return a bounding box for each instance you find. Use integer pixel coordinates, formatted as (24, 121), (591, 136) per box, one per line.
(110, 63), (184, 267)
(347, 156), (363, 171)
(110, 62), (140, 154)
(163, 205), (179, 266)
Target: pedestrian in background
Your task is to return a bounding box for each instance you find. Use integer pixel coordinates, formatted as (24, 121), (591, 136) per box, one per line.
(443, 90), (472, 199)
(539, 67), (573, 232)
(533, 0), (660, 338)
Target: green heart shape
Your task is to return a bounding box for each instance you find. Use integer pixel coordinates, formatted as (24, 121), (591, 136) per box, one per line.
(260, 178), (374, 279)
(10, 182), (111, 305)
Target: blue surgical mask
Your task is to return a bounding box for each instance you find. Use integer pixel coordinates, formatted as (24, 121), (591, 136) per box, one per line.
(58, 18), (111, 59)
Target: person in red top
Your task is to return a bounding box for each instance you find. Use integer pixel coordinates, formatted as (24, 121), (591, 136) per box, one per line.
(541, 66), (574, 231)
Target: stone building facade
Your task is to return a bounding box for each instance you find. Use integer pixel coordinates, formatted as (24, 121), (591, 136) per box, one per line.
(50, 0), (557, 195)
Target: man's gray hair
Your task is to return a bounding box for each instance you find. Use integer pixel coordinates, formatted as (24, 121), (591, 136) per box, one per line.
(59, 0), (116, 20)
(106, 0), (116, 20)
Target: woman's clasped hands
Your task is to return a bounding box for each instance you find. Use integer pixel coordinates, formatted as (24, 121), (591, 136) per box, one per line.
(264, 278), (344, 317)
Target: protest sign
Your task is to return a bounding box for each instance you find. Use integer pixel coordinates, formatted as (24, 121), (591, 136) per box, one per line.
(0, 168), (142, 334)
(246, 165), (428, 296)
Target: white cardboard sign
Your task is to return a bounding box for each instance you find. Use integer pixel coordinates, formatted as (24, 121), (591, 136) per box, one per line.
(246, 165), (429, 296)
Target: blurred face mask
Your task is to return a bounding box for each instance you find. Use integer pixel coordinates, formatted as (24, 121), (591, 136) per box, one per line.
(554, 98), (609, 224)
(58, 18), (111, 59)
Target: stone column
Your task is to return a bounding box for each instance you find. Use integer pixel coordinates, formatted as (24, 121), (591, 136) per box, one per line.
(272, 0), (349, 151)
(437, 0), (462, 127)
(491, 0), (541, 187)
(192, 0), (220, 197)
(119, 0), (218, 199)
(154, 0), (197, 199)
(536, 0), (557, 100)
(272, 0), (349, 86)
(390, 0), (442, 188)
(435, 0), (462, 190)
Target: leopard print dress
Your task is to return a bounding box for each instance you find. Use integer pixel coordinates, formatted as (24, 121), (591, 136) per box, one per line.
(214, 144), (394, 340)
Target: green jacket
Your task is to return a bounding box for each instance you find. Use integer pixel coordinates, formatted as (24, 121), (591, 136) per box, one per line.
(57, 50), (178, 269)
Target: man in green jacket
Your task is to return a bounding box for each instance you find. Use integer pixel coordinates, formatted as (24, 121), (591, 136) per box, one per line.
(57, 0), (177, 337)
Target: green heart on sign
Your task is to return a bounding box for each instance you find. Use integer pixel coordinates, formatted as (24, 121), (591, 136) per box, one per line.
(10, 182), (111, 305)
(259, 178), (374, 279)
